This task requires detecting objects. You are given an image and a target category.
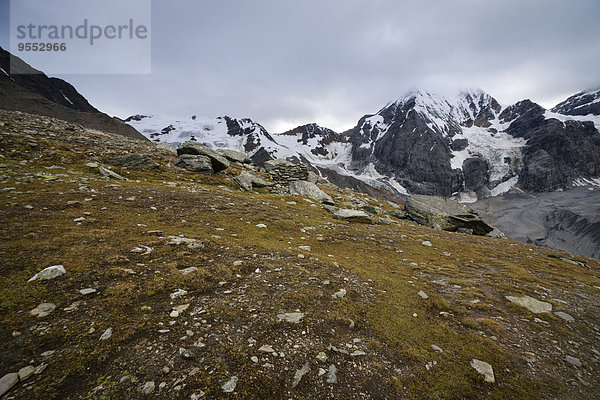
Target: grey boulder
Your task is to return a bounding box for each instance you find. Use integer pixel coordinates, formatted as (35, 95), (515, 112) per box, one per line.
(289, 180), (334, 205)
(174, 154), (213, 174)
(216, 149), (251, 164)
(233, 171), (273, 191)
(332, 209), (373, 223)
(405, 194), (493, 235)
(177, 141), (230, 172)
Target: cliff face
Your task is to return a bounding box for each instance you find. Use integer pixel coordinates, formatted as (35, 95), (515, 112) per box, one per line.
(345, 90), (600, 197)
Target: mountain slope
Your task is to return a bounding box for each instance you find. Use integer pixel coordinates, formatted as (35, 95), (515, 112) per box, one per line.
(1, 109), (600, 399)
(125, 115), (352, 166)
(125, 114), (277, 156)
(127, 88), (600, 201)
(0, 47), (146, 141)
(348, 90), (523, 197)
(347, 90), (600, 198)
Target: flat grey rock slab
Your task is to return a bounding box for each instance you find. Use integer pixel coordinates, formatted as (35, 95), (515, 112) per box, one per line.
(505, 295), (552, 314)
(0, 373), (19, 397)
(332, 209), (373, 223)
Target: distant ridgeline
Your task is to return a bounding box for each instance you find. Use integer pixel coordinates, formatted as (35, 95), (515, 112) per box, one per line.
(126, 88), (600, 200)
(0, 46), (146, 141)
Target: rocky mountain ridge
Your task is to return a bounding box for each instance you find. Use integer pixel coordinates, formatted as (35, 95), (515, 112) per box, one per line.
(0, 47), (146, 141)
(127, 89), (600, 200)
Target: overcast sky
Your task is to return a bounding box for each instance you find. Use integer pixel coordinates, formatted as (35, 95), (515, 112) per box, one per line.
(1, 0), (600, 132)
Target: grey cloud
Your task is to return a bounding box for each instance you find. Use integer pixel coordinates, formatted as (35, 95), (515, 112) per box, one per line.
(4, 0), (599, 132)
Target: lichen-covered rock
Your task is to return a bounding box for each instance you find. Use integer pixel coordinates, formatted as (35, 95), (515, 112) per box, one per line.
(332, 209), (373, 223)
(470, 359), (495, 383)
(405, 194), (493, 235)
(28, 265), (66, 282)
(216, 149), (251, 164)
(233, 171), (273, 191)
(177, 141), (230, 172)
(289, 180), (334, 205)
(505, 295), (552, 314)
(174, 154), (213, 174)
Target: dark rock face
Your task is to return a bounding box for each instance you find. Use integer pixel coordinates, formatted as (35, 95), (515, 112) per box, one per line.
(463, 157), (489, 192)
(223, 116), (276, 154)
(516, 118), (600, 191)
(369, 110), (461, 196)
(278, 123), (347, 158)
(498, 100), (546, 132)
(344, 89), (600, 196)
(250, 147), (274, 167)
(450, 138), (469, 151)
(405, 194), (494, 236)
(347, 91), (500, 197)
(124, 115), (149, 123)
(551, 88), (600, 116)
(0, 47), (146, 141)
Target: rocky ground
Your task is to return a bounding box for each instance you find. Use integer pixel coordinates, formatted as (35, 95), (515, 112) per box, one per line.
(1, 110), (599, 399)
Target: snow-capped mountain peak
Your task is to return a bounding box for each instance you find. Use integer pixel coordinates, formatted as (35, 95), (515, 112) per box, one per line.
(125, 87), (600, 201)
(124, 113), (280, 157)
(551, 87), (600, 116)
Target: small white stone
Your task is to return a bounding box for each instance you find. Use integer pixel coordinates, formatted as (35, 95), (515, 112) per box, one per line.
(431, 345), (443, 353)
(28, 265), (66, 282)
(100, 328), (112, 340)
(221, 376), (238, 393)
(170, 289), (188, 299)
(141, 381), (155, 394)
(259, 344), (274, 353)
(470, 359), (495, 383)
